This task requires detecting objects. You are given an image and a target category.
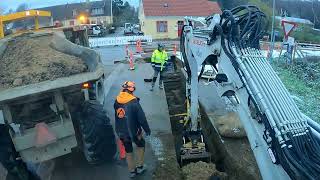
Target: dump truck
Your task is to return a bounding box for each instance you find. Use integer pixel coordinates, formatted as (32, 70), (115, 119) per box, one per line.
(0, 30), (116, 179)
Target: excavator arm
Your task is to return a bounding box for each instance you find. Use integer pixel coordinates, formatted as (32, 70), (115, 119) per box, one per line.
(180, 5), (320, 180)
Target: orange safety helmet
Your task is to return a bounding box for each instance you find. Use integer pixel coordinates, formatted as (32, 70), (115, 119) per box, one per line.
(122, 81), (136, 92)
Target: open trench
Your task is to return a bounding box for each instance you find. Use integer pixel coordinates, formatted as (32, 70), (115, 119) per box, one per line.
(161, 59), (261, 180)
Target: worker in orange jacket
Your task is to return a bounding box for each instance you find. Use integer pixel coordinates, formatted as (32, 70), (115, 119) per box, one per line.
(114, 81), (151, 178)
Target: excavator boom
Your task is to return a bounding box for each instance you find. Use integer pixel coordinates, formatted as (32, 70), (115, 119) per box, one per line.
(180, 5), (320, 180)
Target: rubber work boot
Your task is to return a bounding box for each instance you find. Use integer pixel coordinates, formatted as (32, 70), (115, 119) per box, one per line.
(136, 165), (147, 174)
(129, 169), (137, 178)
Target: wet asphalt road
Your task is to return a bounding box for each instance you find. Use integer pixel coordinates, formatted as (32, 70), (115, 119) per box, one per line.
(49, 45), (172, 180)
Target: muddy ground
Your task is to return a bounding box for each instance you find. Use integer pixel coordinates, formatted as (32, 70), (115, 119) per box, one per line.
(151, 133), (182, 180)
(0, 34), (87, 89)
(151, 134), (228, 180)
(182, 161), (228, 180)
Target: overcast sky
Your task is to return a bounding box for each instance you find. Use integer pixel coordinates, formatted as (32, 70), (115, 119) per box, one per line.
(0, 0), (139, 12)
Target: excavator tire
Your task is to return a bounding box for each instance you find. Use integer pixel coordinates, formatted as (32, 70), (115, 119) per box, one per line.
(0, 125), (40, 180)
(79, 100), (117, 164)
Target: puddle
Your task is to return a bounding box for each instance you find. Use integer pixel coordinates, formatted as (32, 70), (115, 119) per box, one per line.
(145, 136), (164, 158)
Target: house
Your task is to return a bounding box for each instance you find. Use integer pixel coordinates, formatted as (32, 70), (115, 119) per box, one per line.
(139, 0), (221, 39)
(38, 0), (112, 27)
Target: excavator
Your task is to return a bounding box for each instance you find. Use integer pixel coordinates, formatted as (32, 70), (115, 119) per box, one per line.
(174, 5), (320, 180)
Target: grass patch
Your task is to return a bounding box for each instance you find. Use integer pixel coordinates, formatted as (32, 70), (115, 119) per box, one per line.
(272, 62), (320, 123)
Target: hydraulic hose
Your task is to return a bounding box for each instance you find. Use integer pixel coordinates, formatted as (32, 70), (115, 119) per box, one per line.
(218, 5), (320, 179)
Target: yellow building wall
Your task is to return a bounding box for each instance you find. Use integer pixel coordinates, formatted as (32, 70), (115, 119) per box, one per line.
(140, 17), (184, 39)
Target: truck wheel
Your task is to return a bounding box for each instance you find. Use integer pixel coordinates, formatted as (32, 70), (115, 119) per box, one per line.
(79, 100), (117, 164)
(0, 125), (40, 180)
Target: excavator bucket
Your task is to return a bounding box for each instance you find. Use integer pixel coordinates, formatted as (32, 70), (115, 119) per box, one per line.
(179, 130), (211, 166)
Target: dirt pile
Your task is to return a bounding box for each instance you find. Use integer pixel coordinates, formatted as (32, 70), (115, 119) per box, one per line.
(0, 34), (87, 89)
(182, 161), (227, 180)
(215, 111), (246, 138)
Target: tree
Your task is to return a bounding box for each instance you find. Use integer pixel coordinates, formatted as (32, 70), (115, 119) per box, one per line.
(215, 0), (246, 9)
(113, 0), (123, 7)
(7, 9), (14, 15)
(112, 0), (138, 27)
(16, 3), (28, 12)
(13, 3), (31, 29)
(113, 0), (123, 16)
(0, 7), (4, 15)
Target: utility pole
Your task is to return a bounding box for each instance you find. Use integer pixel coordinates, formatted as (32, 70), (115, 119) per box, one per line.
(111, 0), (113, 24)
(269, 0), (276, 62)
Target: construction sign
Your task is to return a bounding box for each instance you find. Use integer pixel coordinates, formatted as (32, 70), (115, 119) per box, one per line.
(281, 20), (298, 39)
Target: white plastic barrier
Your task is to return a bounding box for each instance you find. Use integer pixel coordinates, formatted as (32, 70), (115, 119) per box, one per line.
(89, 36), (153, 47)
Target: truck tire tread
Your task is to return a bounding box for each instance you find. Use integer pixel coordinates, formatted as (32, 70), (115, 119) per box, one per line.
(0, 125), (40, 180)
(79, 100), (117, 164)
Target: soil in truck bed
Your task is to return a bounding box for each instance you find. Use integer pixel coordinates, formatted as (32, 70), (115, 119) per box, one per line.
(0, 34), (87, 89)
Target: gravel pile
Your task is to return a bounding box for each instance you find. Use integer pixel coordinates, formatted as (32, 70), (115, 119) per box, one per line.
(0, 34), (87, 89)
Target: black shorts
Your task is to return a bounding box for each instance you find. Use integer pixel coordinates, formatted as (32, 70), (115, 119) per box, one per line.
(120, 136), (145, 153)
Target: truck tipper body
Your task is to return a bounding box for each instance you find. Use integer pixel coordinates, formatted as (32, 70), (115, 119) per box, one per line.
(0, 31), (116, 170)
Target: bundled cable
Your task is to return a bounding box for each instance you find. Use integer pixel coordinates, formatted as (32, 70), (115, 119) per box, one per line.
(217, 5), (320, 180)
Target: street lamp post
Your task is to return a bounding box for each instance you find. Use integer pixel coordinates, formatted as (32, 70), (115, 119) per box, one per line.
(269, 0), (276, 62)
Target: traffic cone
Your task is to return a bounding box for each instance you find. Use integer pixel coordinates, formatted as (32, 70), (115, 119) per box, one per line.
(129, 50), (135, 70)
(117, 139), (126, 159)
(136, 40), (140, 53)
(125, 44), (129, 58)
(136, 40), (143, 53)
(35, 122), (57, 147)
(139, 40), (143, 53)
(174, 44), (177, 56)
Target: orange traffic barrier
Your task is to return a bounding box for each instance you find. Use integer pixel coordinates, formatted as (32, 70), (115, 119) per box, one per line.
(129, 50), (135, 70)
(117, 139), (126, 159)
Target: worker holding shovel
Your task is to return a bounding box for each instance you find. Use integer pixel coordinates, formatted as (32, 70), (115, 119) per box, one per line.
(150, 43), (169, 91)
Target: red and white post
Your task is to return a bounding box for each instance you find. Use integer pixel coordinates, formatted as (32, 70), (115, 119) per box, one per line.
(129, 50), (135, 70)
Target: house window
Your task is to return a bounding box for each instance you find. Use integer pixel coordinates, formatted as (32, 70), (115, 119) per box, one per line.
(91, 8), (104, 15)
(91, 20), (96, 24)
(69, 20), (74, 26)
(72, 10), (77, 17)
(157, 21), (168, 33)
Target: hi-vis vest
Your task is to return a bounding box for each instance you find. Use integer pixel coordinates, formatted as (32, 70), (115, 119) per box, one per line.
(151, 49), (168, 71)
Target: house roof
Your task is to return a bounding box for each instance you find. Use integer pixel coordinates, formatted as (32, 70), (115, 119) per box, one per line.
(38, 0), (111, 21)
(142, 0), (222, 17)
